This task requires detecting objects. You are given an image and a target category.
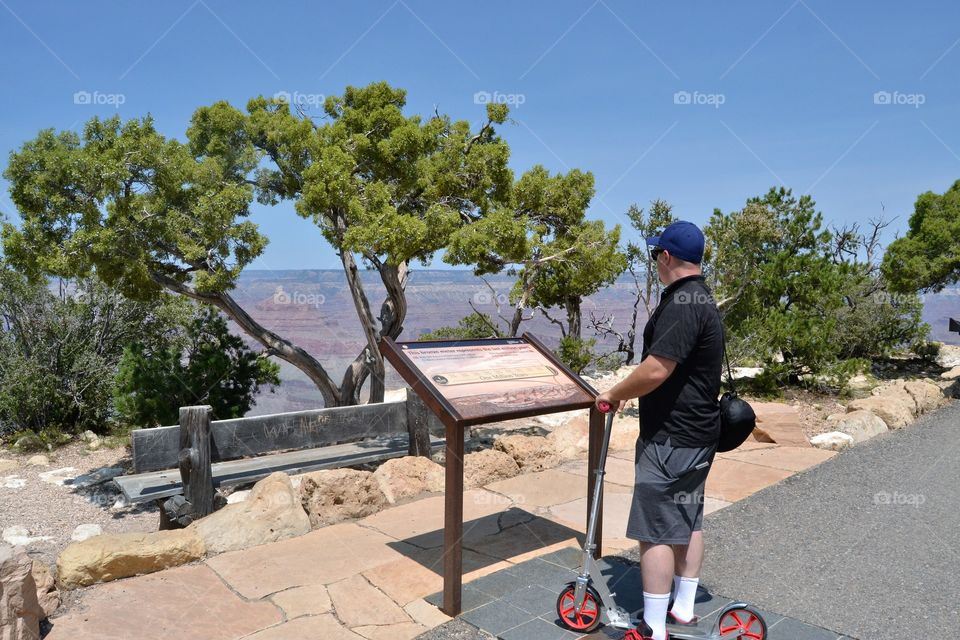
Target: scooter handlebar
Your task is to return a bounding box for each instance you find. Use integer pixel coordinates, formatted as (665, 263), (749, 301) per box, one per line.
(597, 400), (612, 413)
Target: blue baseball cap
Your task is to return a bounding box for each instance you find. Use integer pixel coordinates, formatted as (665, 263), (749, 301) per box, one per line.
(645, 220), (705, 264)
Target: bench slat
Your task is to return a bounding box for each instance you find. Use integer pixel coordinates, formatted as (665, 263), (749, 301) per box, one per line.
(131, 400), (408, 473)
(116, 434), (445, 503)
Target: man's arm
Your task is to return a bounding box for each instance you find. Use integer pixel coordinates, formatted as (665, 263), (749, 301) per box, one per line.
(595, 354), (677, 411)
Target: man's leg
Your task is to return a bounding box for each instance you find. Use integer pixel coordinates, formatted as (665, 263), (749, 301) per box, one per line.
(640, 542), (673, 640)
(669, 531), (704, 622)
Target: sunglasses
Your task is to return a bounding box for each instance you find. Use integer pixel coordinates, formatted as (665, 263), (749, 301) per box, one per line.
(650, 247), (665, 261)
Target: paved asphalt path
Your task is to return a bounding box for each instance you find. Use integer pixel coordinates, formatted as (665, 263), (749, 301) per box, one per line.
(694, 400), (960, 639)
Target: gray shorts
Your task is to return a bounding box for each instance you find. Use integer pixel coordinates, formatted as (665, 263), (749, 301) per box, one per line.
(625, 436), (716, 545)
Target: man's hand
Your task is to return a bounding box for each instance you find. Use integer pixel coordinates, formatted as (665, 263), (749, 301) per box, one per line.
(595, 391), (626, 414)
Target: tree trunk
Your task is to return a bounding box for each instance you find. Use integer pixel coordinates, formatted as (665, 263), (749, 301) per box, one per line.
(150, 272), (341, 407)
(339, 250), (384, 405)
(566, 297), (582, 340)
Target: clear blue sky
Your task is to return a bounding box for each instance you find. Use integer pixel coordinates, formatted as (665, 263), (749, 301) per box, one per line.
(1, 0), (958, 270)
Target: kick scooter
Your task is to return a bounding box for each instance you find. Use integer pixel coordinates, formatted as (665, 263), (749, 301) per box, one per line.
(556, 400), (767, 639)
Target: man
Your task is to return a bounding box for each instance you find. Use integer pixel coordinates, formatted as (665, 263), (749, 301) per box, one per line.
(595, 220), (723, 640)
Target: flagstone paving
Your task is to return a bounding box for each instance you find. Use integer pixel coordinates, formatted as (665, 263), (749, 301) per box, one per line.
(44, 403), (831, 640)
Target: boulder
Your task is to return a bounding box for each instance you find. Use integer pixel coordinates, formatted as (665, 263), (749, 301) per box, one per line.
(827, 410), (888, 443)
(0, 545), (42, 639)
(81, 430), (101, 451)
(70, 524), (103, 542)
(226, 489), (250, 504)
(940, 365), (960, 380)
(609, 415), (641, 450)
(935, 343), (960, 368)
(535, 410), (586, 428)
(373, 456), (444, 504)
(0, 459), (16, 474)
(810, 431), (853, 451)
(902, 380), (949, 414)
(463, 449), (520, 489)
(2, 527), (52, 547)
(25, 456), (48, 467)
(31, 560), (59, 619)
(56, 529), (205, 589)
(493, 435), (561, 472)
(845, 396), (914, 429)
(298, 469), (387, 528)
(546, 417), (589, 458)
(191, 472), (311, 554)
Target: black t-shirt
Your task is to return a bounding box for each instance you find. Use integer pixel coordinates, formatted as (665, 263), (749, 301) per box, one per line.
(639, 274), (723, 448)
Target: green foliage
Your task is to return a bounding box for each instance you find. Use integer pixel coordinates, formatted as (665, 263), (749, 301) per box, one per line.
(558, 336), (596, 374)
(420, 312), (506, 340)
(882, 179), (960, 292)
(705, 187), (928, 389)
(114, 306), (280, 427)
(2, 116), (264, 298)
(0, 267), (189, 438)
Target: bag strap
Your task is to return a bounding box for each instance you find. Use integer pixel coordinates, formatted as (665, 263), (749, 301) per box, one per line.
(719, 312), (736, 395)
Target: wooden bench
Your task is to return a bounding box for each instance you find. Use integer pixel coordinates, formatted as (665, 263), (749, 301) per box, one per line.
(114, 394), (444, 527)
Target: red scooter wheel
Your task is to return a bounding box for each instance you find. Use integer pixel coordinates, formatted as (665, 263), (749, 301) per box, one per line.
(556, 583), (603, 633)
(718, 605), (767, 639)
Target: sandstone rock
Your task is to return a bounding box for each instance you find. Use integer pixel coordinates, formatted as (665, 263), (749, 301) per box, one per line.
(827, 410), (888, 443)
(373, 456), (444, 504)
(299, 469), (387, 529)
(0, 459), (18, 473)
(546, 417), (589, 458)
(810, 432), (853, 451)
(191, 472), (311, 554)
(493, 434), (561, 472)
(935, 343), (960, 368)
(25, 456), (48, 467)
(902, 380), (949, 414)
(463, 449), (520, 489)
(2, 477), (26, 489)
(226, 489), (250, 504)
(38, 467), (77, 486)
(0, 544), (42, 639)
(944, 379), (960, 399)
(940, 365), (960, 380)
(81, 430), (102, 451)
(31, 559), (59, 619)
(2, 527), (52, 547)
(535, 410), (586, 428)
(846, 396), (914, 429)
(56, 529), (205, 588)
(70, 524), (103, 542)
(609, 415), (641, 450)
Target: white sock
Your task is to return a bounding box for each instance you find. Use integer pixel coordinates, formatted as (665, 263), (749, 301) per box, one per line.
(670, 576), (699, 622)
(642, 591), (670, 640)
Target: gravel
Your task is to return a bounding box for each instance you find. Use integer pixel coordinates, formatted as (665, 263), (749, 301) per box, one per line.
(0, 441), (158, 570)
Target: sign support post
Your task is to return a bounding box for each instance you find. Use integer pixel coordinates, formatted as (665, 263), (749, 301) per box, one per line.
(380, 332), (604, 617)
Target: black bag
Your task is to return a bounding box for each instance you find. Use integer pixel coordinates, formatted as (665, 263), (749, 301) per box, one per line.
(717, 325), (757, 453)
